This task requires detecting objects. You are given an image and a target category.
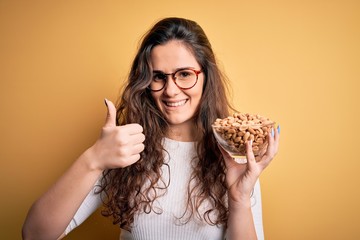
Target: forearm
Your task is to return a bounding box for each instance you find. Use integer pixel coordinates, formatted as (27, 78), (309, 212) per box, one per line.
(22, 148), (103, 240)
(227, 199), (257, 240)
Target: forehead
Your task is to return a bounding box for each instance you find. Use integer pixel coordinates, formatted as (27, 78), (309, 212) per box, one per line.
(150, 40), (200, 71)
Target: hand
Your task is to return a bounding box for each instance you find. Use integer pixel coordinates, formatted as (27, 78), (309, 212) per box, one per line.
(88, 99), (145, 171)
(221, 126), (280, 204)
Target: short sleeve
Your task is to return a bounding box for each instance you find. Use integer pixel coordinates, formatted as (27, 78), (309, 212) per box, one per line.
(64, 182), (103, 235)
(251, 179), (264, 240)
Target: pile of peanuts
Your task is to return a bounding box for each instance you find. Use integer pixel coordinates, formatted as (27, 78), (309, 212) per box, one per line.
(212, 112), (275, 156)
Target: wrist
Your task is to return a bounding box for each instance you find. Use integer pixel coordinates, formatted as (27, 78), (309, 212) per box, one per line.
(79, 146), (104, 173)
(228, 196), (252, 210)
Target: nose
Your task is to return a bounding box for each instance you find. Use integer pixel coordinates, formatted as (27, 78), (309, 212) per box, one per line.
(163, 76), (181, 96)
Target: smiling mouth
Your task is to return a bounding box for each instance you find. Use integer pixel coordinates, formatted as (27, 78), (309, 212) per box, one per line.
(163, 99), (187, 107)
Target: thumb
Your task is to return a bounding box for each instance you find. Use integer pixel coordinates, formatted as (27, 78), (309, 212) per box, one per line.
(104, 99), (116, 127)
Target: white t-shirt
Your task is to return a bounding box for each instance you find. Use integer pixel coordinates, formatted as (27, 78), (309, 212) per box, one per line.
(65, 138), (264, 239)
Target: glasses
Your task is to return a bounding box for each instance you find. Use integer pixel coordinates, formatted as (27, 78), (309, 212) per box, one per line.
(149, 68), (202, 91)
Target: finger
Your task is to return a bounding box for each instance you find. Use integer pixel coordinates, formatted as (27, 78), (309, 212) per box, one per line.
(127, 132), (146, 145)
(246, 140), (256, 164)
(123, 123), (144, 135)
(125, 153), (142, 166)
(130, 143), (145, 155)
(217, 144), (236, 168)
(274, 124), (280, 151)
(257, 145), (267, 158)
(125, 144), (147, 166)
(259, 128), (276, 167)
(255, 141), (268, 161)
(269, 125), (280, 155)
(104, 99), (117, 128)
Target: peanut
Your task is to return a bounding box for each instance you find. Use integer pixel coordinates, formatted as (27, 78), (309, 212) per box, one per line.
(212, 112), (275, 156)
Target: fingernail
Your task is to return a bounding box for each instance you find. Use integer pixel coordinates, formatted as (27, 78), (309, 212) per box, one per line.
(271, 128), (275, 137)
(104, 98), (108, 107)
(249, 140), (253, 146)
(277, 125), (281, 134)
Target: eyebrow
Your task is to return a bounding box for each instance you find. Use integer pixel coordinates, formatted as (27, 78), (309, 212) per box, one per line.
(152, 67), (196, 73)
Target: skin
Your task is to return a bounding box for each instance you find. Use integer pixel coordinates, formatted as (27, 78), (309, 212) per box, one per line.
(22, 39), (280, 240)
(150, 40), (204, 142)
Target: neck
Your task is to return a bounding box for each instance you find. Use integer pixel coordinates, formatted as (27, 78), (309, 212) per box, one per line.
(166, 122), (200, 142)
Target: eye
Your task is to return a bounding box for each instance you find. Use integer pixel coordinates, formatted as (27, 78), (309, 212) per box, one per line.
(177, 70), (193, 79)
(153, 73), (166, 82)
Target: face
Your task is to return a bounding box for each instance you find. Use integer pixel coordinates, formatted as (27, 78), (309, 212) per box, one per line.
(150, 40), (204, 138)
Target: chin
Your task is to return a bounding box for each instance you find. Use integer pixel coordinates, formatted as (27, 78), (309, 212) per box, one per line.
(166, 115), (195, 126)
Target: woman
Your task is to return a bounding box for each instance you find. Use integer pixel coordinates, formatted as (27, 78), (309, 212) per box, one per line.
(22, 17), (280, 240)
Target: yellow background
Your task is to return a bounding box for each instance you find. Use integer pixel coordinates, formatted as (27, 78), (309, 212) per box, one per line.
(1, 0), (359, 239)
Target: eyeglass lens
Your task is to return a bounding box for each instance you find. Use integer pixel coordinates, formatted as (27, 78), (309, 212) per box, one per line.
(150, 69), (200, 91)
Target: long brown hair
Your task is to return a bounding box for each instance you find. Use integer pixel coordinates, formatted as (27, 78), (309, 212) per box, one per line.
(99, 17), (233, 231)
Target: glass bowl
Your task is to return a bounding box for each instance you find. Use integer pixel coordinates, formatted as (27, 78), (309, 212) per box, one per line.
(212, 113), (275, 163)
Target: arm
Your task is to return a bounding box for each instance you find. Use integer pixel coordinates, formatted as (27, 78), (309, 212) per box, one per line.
(22, 151), (103, 240)
(227, 197), (257, 240)
(222, 127), (280, 240)
(226, 180), (264, 240)
(22, 100), (145, 240)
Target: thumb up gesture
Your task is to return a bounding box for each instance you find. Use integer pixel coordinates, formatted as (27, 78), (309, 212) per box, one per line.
(89, 99), (145, 171)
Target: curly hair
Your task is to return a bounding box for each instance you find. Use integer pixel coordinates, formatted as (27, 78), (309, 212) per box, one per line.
(99, 17), (233, 231)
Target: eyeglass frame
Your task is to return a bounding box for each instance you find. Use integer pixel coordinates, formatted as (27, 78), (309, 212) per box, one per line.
(149, 68), (203, 92)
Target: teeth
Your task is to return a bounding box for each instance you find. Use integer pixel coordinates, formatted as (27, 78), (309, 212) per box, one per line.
(165, 100), (186, 107)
